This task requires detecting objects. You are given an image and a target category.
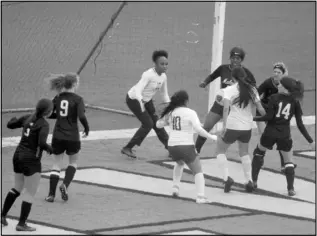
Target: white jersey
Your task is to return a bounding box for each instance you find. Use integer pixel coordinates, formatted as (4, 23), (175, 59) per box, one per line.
(128, 68), (170, 103)
(223, 83), (260, 130)
(166, 107), (202, 146)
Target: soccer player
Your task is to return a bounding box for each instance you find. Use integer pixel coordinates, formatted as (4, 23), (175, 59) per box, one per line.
(216, 67), (266, 193)
(195, 47), (257, 154)
(156, 90), (217, 203)
(256, 62), (289, 171)
(252, 76), (314, 196)
(1, 99), (53, 231)
(45, 73), (89, 203)
(121, 50), (171, 159)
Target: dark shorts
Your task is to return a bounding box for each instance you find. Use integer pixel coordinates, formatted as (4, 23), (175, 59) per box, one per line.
(52, 138), (81, 155)
(222, 129), (252, 144)
(260, 127), (292, 152)
(210, 101), (224, 116)
(168, 145), (197, 164)
(13, 149), (41, 176)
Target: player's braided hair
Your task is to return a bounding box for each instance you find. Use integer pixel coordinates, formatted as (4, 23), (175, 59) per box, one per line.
(160, 90), (189, 118)
(280, 76), (304, 101)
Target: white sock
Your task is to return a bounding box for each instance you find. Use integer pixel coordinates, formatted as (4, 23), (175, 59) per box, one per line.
(217, 154), (229, 181)
(173, 163), (184, 187)
(194, 172), (205, 197)
(241, 155), (252, 183)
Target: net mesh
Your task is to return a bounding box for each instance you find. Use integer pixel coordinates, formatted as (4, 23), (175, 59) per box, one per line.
(2, 2), (315, 118)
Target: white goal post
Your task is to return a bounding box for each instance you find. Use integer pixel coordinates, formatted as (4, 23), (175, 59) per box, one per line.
(208, 1), (226, 133)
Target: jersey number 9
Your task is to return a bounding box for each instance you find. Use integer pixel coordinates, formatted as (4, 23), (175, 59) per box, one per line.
(60, 100), (69, 117)
(172, 116), (181, 131)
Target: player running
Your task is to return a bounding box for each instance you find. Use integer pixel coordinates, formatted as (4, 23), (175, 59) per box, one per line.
(156, 90), (217, 203)
(45, 73), (89, 203)
(216, 67), (266, 193)
(252, 76), (314, 196)
(195, 47), (257, 154)
(1, 99), (53, 231)
(256, 62), (289, 171)
(121, 50), (171, 159)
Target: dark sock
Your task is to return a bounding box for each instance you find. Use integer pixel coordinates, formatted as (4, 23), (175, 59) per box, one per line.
(195, 136), (207, 153)
(63, 166), (77, 188)
(285, 164), (295, 190)
(1, 188), (20, 217)
(49, 170), (60, 196)
(18, 201), (32, 225)
(125, 143), (135, 149)
(251, 146), (265, 182)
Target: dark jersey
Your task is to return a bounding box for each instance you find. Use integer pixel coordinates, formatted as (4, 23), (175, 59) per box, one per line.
(50, 92), (89, 141)
(254, 94), (313, 143)
(257, 77), (278, 105)
(204, 64), (256, 88)
(7, 114), (52, 159)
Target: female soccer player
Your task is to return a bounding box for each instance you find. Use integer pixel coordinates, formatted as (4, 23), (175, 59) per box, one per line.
(252, 77), (314, 196)
(121, 50), (171, 159)
(156, 90), (217, 204)
(216, 67), (266, 193)
(256, 62), (289, 171)
(195, 47), (257, 154)
(1, 99), (53, 231)
(45, 73), (89, 203)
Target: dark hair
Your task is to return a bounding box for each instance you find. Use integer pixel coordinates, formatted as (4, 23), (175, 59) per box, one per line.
(160, 90), (189, 118)
(24, 98), (53, 127)
(280, 76), (304, 101)
(231, 67), (258, 108)
(47, 73), (79, 91)
(230, 47), (245, 61)
(152, 50), (168, 63)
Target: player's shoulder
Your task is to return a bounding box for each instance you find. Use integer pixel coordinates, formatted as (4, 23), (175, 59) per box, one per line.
(175, 107), (196, 116)
(143, 68), (156, 77)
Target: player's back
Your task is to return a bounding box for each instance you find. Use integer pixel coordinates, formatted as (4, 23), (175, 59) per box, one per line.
(14, 115), (48, 157)
(267, 93), (297, 129)
(168, 107), (199, 146)
(52, 92), (84, 141)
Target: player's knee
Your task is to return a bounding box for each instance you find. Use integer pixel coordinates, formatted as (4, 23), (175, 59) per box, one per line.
(284, 163), (295, 175)
(52, 164), (61, 171)
(69, 163), (78, 169)
(22, 191), (35, 203)
(10, 188), (21, 197)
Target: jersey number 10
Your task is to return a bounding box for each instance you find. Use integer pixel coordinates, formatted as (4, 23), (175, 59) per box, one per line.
(60, 100), (69, 117)
(172, 116), (181, 131)
(276, 102), (291, 120)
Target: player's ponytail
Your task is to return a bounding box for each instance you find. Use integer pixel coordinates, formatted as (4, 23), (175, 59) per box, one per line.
(160, 90), (189, 118)
(24, 99), (53, 127)
(280, 77), (304, 101)
(46, 73), (66, 92)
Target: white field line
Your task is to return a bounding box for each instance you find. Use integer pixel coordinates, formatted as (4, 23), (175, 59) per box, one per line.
(2, 116), (315, 148)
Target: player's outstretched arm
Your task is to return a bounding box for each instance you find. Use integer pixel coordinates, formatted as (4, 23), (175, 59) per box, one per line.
(7, 115), (28, 129)
(191, 112), (217, 141)
(294, 101), (314, 145)
(199, 65), (222, 88)
(253, 98), (274, 122)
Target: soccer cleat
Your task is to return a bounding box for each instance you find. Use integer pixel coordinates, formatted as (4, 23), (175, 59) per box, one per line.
(45, 195), (55, 203)
(196, 196), (211, 204)
(16, 223), (36, 231)
(245, 181), (254, 193)
(224, 176), (234, 193)
(1, 216), (8, 226)
(59, 184), (68, 201)
(121, 147), (137, 159)
(288, 189), (296, 196)
(171, 185), (180, 198)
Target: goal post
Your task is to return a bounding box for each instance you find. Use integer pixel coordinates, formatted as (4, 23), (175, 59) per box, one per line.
(208, 1), (226, 133)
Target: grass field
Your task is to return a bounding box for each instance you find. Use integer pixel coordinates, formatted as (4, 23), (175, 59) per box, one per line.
(1, 1), (316, 235)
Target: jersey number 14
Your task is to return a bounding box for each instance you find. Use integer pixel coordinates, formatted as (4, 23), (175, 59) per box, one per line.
(276, 102), (291, 120)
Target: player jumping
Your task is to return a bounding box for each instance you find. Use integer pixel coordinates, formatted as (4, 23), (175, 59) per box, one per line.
(196, 47), (257, 154)
(156, 90), (217, 203)
(252, 76), (315, 196)
(45, 73), (89, 203)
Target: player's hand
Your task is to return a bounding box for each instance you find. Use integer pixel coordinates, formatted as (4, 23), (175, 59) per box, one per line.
(82, 130), (89, 138)
(139, 100), (145, 112)
(199, 81), (207, 88)
(309, 141), (315, 150)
